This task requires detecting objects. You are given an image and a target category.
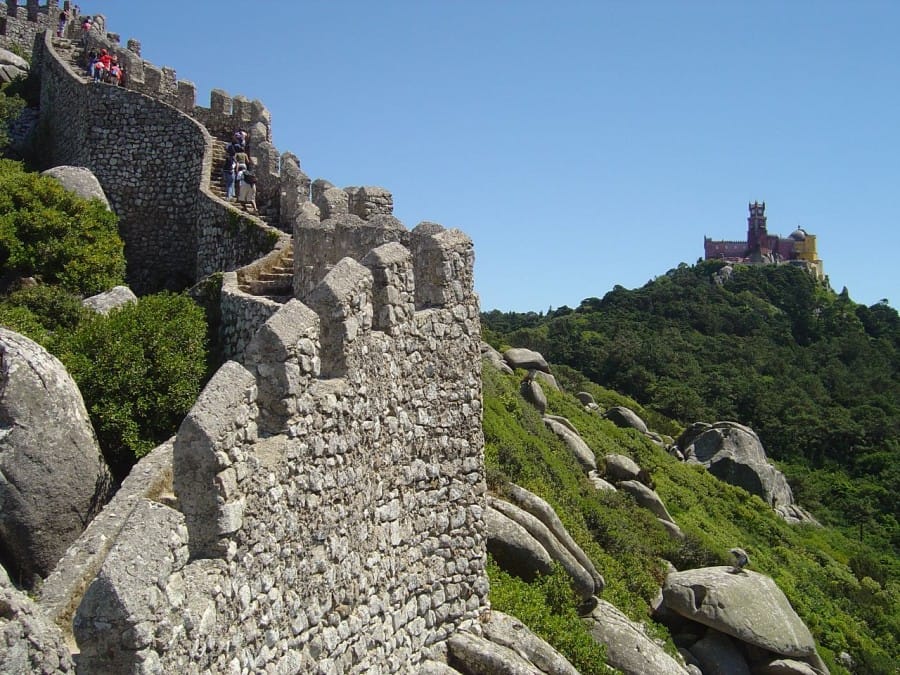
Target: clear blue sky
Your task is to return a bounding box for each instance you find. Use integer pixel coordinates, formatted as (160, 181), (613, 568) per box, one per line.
(83, 0), (900, 311)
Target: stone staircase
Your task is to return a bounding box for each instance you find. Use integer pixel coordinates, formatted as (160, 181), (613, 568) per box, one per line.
(51, 36), (82, 75)
(239, 245), (295, 301)
(208, 136), (294, 300)
(50, 36), (295, 303)
(207, 137), (280, 230)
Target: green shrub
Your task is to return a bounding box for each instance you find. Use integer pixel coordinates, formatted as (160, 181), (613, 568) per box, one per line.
(0, 159), (124, 295)
(0, 90), (25, 152)
(2, 283), (87, 330)
(0, 302), (50, 344)
(58, 292), (207, 477)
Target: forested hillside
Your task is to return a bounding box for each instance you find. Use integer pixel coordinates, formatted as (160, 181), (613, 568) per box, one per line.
(483, 262), (899, 555)
(482, 364), (898, 673)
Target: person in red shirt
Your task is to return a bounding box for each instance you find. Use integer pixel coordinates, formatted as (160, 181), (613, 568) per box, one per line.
(92, 48), (111, 82)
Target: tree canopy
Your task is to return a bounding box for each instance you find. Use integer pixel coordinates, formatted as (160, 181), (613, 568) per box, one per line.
(484, 262), (900, 553)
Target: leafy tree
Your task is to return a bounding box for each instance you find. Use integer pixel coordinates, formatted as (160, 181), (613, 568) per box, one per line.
(483, 262), (900, 551)
(0, 159), (124, 295)
(58, 293), (207, 478)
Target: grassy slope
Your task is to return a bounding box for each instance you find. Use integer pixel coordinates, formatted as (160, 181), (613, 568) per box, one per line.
(482, 364), (899, 675)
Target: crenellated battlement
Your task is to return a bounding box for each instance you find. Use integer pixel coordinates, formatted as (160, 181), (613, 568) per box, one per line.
(9, 8), (488, 672)
(0, 0), (63, 51)
(136, 228), (483, 670)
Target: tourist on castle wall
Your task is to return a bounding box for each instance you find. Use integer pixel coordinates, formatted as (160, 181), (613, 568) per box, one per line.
(234, 129), (249, 153)
(86, 49), (98, 77)
(92, 49), (111, 82)
(80, 16), (92, 46)
(222, 152), (238, 200)
(234, 146), (250, 173)
(57, 8), (70, 38)
(238, 162), (258, 213)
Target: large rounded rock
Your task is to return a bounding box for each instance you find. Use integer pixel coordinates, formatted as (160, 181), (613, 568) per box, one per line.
(484, 505), (553, 581)
(757, 658), (821, 675)
(0, 48), (28, 71)
(663, 567), (817, 659)
(82, 285), (137, 315)
(603, 406), (649, 434)
(447, 631), (543, 674)
(533, 371), (559, 391)
(688, 630), (751, 675)
(504, 483), (605, 592)
(0, 329), (112, 584)
(503, 348), (549, 373)
(618, 480), (676, 524)
(680, 422), (794, 508)
(489, 496), (596, 600)
(587, 471), (616, 491)
(481, 342), (513, 374)
(543, 417), (596, 471)
(584, 599), (689, 675)
(0, 48), (27, 84)
(41, 166), (111, 209)
(604, 453), (642, 482)
(481, 611), (581, 675)
(521, 379), (547, 414)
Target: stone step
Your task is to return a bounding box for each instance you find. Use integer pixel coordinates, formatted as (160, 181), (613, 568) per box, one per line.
(258, 271), (292, 282)
(243, 279), (293, 295)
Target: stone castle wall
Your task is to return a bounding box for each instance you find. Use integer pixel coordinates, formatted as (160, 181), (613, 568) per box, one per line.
(73, 224), (487, 672)
(0, 0), (63, 53)
(6, 9), (489, 672)
(35, 28), (283, 293)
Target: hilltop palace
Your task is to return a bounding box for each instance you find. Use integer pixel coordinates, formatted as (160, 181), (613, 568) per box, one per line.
(703, 202), (824, 279)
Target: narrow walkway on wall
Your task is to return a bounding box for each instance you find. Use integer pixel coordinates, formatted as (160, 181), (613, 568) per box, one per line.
(52, 35), (295, 302)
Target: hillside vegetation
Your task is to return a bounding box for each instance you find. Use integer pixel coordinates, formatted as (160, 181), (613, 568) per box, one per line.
(482, 361), (899, 673)
(0, 159), (208, 479)
(483, 262), (900, 555)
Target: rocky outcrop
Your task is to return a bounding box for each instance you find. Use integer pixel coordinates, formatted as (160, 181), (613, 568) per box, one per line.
(41, 166), (111, 210)
(587, 471), (616, 491)
(488, 496), (596, 601)
(775, 503), (820, 526)
(82, 285), (138, 314)
(584, 599), (689, 675)
(618, 480), (676, 524)
(662, 567), (825, 671)
(604, 453), (642, 482)
(676, 422), (816, 524)
(603, 406), (649, 434)
(0, 565), (74, 674)
(480, 611), (581, 675)
(503, 483), (605, 593)
(0, 329), (112, 585)
(575, 392), (594, 405)
(482, 342), (513, 374)
(521, 379), (547, 414)
(689, 630), (751, 675)
(533, 371), (559, 391)
(0, 48), (28, 84)
(503, 348), (550, 372)
(484, 505), (554, 581)
(447, 631), (545, 674)
(543, 416), (597, 471)
(757, 658), (821, 675)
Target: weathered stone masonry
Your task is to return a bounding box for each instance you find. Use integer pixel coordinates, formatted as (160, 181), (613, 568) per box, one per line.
(6, 8), (489, 671)
(73, 226), (487, 673)
(33, 27), (285, 294)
